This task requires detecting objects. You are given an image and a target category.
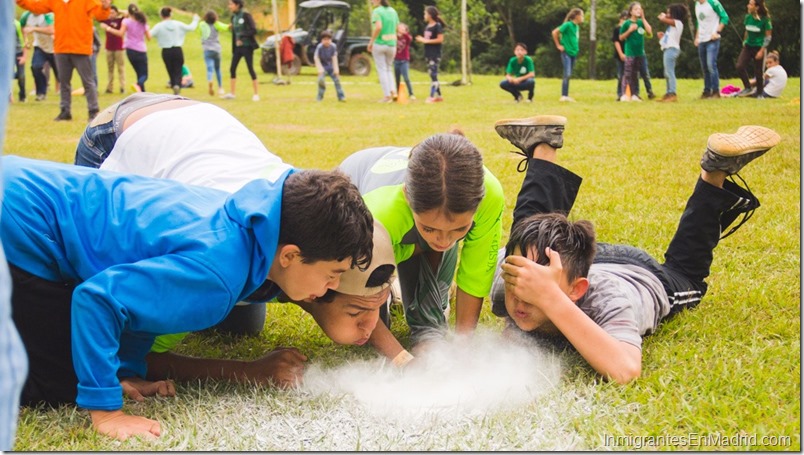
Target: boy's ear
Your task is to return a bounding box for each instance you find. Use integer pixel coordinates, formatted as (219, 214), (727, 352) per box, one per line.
(277, 244), (302, 267)
(567, 277), (589, 302)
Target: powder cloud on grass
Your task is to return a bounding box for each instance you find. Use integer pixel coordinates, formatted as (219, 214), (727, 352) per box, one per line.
(301, 329), (562, 419)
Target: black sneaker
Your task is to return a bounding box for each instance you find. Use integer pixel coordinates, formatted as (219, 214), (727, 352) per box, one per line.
(647, 91), (656, 100)
(494, 115), (567, 172)
(701, 125), (781, 175)
(88, 109), (99, 123)
(54, 110), (72, 121)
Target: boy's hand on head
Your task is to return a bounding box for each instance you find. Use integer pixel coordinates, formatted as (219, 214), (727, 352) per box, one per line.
(121, 377), (176, 401)
(90, 409), (161, 441)
(501, 247), (566, 308)
(244, 347), (307, 388)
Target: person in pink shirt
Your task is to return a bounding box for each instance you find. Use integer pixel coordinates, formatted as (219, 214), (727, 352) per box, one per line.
(103, 3), (150, 92)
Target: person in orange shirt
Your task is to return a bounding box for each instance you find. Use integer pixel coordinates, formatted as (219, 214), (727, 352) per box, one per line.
(16, 0), (112, 122)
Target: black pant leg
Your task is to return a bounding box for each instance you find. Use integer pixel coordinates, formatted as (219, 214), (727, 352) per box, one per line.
(9, 265), (79, 407)
(513, 158), (583, 227)
(661, 177), (744, 303)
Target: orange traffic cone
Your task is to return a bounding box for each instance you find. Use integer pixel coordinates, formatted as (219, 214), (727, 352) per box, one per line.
(625, 83), (631, 99)
(397, 82), (409, 105)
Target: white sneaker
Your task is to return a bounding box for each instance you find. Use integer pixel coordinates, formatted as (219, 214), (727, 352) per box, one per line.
(631, 95), (643, 102)
(221, 93), (235, 99)
(619, 95), (631, 102)
(218, 87), (226, 95)
(559, 96), (576, 102)
(252, 94), (260, 102)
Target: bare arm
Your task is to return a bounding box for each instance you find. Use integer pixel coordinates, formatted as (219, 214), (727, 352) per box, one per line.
(503, 250), (642, 384)
(145, 348), (307, 388)
(454, 288), (483, 334)
(551, 27), (563, 51)
(368, 319), (406, 360)
(368, 20), (381, 51)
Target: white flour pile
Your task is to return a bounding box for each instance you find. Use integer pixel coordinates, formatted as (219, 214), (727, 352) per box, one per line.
(301, 330), (562, 420)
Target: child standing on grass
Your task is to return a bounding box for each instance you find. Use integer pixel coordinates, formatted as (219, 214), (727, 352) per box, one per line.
(612, 10), (628, 101)
(314, 30), (345, 102)
(551, 7), (583, 102)
(394, 23), (414, 100)
(619, 2), (652, 102)
(104, 3), (150, 92)
(200, 9), (228, 96)
(150, 7), (199, 95)
(492, 114), (779, 383)
(735, 0), (771, 98)
(656, 3), (687, 102)
(416, 6), (444, 103)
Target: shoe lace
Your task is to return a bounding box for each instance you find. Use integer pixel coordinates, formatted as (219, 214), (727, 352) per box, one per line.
(720, 173), (756, 240)
(510, 150), (529, 173)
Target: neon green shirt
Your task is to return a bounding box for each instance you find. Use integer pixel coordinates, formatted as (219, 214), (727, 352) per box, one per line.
(371, 5), (399, 46)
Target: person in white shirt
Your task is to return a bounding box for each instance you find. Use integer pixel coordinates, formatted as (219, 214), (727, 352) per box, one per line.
(693, 0), (729, 98)
(759, 50), (787, 98)
(656, 4), (687, 102)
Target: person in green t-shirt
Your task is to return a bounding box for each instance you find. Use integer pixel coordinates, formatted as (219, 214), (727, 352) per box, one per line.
(499, 42), (535, 102)
(551, 7), (584, 102)
(368, 0), (399, 102)
(735, 0), (772, 97)
(618, 2), (653, 102)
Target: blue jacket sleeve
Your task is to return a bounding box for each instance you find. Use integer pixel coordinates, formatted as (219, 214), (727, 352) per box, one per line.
(71, 255), (236, 410)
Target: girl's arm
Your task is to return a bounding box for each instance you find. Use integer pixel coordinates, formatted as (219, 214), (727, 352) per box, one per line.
(103, 21), (125, 37)
(642, 18), (653, 37)
(551, 27), (563, 50)
(657, 13), (676, 26)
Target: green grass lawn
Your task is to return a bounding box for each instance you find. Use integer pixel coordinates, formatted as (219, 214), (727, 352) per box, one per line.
(4, 31), (801, 450)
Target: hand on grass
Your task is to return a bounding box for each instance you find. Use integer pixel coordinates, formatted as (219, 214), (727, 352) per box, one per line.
(121, 376), (176, 402)
(90, 409), (161, 441)
(243, 347), (307, 388)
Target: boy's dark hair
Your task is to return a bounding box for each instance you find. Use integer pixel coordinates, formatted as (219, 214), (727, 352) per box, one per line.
(231, 0), (245, 9)
(320, 29), (333, 40)
(128, 3), (147, 23)
(667, 3), (688, 21)
(280, 170), (373, 270)
(160, 6), (171, 18)
(618, 9), (629, 19)
(110, 5), (119, 13)
(314, 264), (395, 303)
(505, 213), (596, 283)
(514, 42), (528, 52)
(204, 9), (218, 24)
(405, 132), (485, 216)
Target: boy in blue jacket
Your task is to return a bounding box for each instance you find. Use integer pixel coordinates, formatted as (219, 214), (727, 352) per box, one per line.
(1, 156), (374, 441)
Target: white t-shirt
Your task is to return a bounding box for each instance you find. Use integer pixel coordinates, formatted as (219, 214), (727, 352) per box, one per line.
(660, 19), (683, 50)
(695, 0), (720, 43)
(763, 65), (788, 98)
(100, 103), (292, 193)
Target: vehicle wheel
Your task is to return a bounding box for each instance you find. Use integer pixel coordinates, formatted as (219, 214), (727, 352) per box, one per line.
(287, 55), (302, 76)
(348, 53), (371, 76)
(260, 51), (276, 73)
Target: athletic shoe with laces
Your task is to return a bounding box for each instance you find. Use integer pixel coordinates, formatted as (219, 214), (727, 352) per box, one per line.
(54, 109), (72, 121)
(221, 93), (235, 99)
(494, 115), (567, 172)
(701, 125), (780, 175)
(252, 94), (260, 102)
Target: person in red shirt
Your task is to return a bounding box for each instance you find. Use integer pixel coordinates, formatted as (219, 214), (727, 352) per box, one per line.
(102, 5), (125, 94)
(16, 0), (112, 121)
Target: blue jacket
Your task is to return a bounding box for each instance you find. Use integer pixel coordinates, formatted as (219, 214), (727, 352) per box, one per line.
(0, 156), (293, 410)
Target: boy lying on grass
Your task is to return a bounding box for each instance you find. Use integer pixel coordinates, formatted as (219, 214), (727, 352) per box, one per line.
(3, 156), (374, 440)
(491, 115), (780, 383)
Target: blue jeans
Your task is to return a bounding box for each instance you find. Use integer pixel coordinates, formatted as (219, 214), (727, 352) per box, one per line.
(74, 117), (117, 167)
(394, 60), (413, 96)
(126, 48), (148, 91)
(663, 47), (680, 95)
(0, 1), (29, 450)
(317, 67), (345, 100)
(31, 47), (56, 96)
(560, 51), (575, 97)
(698, 39), (721, 93)
(204, 50), (222, 87)
(499, 78), (534, 100)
